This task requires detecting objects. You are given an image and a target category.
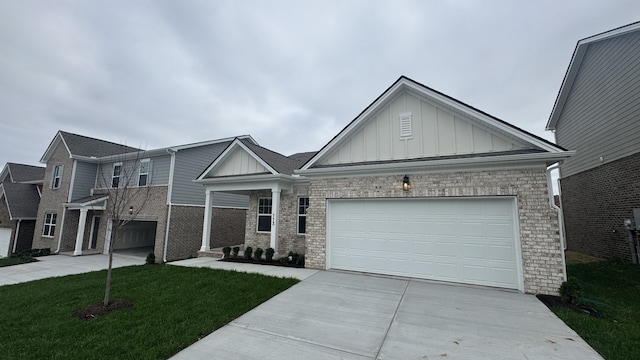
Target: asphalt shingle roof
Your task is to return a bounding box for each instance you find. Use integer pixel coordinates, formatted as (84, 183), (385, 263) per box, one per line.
(240, 139), (307, 175)
(1, 182), (40, 219)
(6, 163), (45, 183)
(60, 131), (141, 158)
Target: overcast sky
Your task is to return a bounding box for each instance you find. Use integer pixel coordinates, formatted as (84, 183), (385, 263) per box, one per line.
(1, 1), (639, 168)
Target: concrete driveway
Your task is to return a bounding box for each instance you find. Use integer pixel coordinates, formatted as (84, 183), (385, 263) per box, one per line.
(172, 271), (602, 359)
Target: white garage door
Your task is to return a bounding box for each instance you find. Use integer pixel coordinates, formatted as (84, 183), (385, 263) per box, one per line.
(0, 227), (12, 257)
(328, 197), (522, 290)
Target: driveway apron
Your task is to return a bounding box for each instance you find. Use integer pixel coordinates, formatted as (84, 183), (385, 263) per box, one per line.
(172, 271), (602, 359)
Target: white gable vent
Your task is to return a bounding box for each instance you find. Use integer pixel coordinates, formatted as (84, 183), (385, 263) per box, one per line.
(399, 111), (412, 138)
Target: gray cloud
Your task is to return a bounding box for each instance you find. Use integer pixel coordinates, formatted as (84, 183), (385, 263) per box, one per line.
(1, 0), (639, 167)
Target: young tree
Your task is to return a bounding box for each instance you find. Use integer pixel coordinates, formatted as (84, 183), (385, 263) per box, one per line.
(99, 149), (152, 306)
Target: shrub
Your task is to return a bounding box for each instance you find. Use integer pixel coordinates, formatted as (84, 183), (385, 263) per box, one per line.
(222, 246), (231, 259)
(254, 247), (264, 261)
(559, 276), (583, 305)
(244, 246), (253, 260)
(265, 248), (275, 261)
(145, 252), (156, 265)
(232, 246), (240, 258)
(296, 254), (305, 267)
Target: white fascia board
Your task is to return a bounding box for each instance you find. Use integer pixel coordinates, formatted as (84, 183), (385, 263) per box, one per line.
(296, 151), (575, 178)
(198, 174), (303, 193)
(39, 132), (68, 163)
(170, 135), (257, 151)
(0, 164), (10, 182)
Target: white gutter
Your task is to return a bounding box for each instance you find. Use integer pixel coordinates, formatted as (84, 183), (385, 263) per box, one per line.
(12, 219), (21, 253)
(55, 206), (67, 253)
(163, 148), (177, 263)
(547, 163), (567, 282)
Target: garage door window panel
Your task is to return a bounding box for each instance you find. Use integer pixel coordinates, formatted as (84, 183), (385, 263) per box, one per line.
(257, 197), (272, 232)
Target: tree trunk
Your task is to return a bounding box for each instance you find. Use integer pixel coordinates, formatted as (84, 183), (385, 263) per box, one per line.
(103, 245), (114, 306)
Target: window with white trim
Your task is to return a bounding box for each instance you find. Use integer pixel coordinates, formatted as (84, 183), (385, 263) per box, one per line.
(297, 197), (309, 234)
(138, 159), (150, 186)
(51, 165), (63, 189)
(43, 213), (57, 237)
(257, 197), (272, 232)
(111, 163), (122, 188)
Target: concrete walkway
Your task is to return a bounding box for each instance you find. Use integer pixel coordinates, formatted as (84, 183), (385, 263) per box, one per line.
(0, 253), (144, 286)
(171, 270), (603, 360)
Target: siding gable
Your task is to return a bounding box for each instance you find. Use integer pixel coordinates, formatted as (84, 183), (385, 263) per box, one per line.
(319, 91), (527, 166)
(554, 29), (640, 177)
(214, 148), (270, 176)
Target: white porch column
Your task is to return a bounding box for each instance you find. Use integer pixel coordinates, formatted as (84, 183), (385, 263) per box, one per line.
(200, 189), (213, 252)
(73, 208), (88, 256)
(270, 188), (281, 254)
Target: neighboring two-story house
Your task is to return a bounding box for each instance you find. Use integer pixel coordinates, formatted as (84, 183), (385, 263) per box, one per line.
(0, 163), (45, 256)
(32, 131), (250, 262)
(546, 22), (640, 260)
(197, 76), (572, 295)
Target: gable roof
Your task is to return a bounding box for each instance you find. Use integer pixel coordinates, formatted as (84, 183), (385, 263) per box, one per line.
(0, 182), (41, 219)
(40, 131), (141, 163)
(1, 163), (45, 184)
(302, 76), (568, 171)
(546, 21), (640, 130)
(197, 138), (309, 180)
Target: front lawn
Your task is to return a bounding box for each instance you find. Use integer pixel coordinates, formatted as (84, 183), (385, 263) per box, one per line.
(0, 265), (299, 359)
(549, 259), (640, 360)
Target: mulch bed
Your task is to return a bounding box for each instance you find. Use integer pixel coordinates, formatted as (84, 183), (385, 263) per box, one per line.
(536, 294), (602, 317)
(73, 299), (133, 320)
(220, 257), (304, 268)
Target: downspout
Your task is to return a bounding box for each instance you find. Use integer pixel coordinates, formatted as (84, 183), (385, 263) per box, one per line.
(55, 205), (67, 253)
(547, 163), (567, 281)
(12, 219), (21, 253)
(163, 148), (177, 263)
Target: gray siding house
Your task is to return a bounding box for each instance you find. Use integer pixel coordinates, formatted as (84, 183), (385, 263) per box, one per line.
(0, 163), (45, 256)
(197, 76), (572, 295)
(546, 21), (640, 260)
(33, 131), (250, 262)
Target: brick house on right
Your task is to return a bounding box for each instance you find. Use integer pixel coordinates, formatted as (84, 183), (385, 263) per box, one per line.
(546, 21), (640, 260)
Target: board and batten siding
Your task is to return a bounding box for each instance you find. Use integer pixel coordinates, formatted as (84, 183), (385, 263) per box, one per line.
(171, 143), (249, 208)
(555, 29), (640, 177)
(320, 90), (527, 166)
(215, 148), (269, 176)
(69, 161), (97, 201)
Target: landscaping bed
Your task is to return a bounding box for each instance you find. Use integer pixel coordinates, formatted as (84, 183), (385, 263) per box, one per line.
(220, 246), (305, 268)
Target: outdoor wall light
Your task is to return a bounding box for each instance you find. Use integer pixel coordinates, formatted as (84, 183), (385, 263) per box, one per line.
(402, 175), (410, 191)
(128, 206), (134, 215)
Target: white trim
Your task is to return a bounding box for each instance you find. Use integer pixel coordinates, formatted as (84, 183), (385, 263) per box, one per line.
(42, 212), (57, 237)
(55, 208), (66, 253)
(138, 158), (151, 187)
(166, 149), (176, 204)
(67, 160), (77, 202)
(163, 202), (172, 262)
(257, 197), (272, 233)
(88, 216), (100, 250)
(12, 219), (21, 253)
(111, 162), (122, 188)
(197, 138), (278, 180)
(296, 196), (309, 235)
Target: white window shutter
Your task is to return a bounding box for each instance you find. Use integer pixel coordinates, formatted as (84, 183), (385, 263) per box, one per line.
(399, 111), (412, 138)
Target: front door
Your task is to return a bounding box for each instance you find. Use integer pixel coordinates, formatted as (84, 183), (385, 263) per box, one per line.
(89, 216), (100, 250)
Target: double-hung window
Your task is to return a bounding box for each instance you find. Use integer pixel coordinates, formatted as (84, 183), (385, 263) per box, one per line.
(138, 159), (150, 186)
(43, 213), (57, 237)
(112, 163), (122, 188)
(51, 165), (63, 189)
(257, 197), (272, 232)
(297, 197), (309, 234)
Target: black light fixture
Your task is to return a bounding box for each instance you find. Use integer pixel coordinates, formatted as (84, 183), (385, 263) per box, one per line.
(128, 206), (134, 215)
(402, 175), (410, 191)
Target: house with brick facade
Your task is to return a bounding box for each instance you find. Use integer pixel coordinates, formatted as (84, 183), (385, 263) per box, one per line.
(0, 163), (45, 256)
(197, 76), (572, 295)
(33, 131), (250, 262)
(546, 22), (640, 261)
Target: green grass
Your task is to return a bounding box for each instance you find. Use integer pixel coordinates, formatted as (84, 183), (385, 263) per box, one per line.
(550, 259), (640, 360)
(0, 256), (37, 267)
(0, 265), (299, 359)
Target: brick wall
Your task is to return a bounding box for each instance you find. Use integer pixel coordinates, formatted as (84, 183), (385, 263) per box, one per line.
(32, 143), (74, 251)
(166, 205), (246, 261)
(245, 188), (307, 255)
(306, 168), (564, 295)
(561, 152), (640, 261)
